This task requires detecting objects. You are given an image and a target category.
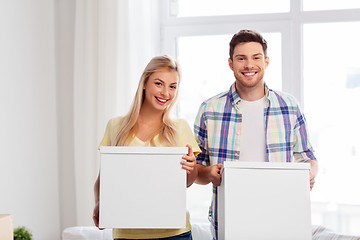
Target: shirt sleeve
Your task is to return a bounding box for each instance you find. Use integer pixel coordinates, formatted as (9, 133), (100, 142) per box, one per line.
(194, 102), (210, 166)
(98, 120), (113, 148)
(293, 105), (317, 163)
(98, 117), (123, 148)
(177, 119), (201, 156)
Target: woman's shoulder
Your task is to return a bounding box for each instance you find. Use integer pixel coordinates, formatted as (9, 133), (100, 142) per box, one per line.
(107, 116), (126, 129)
(173, 118), (190, 129)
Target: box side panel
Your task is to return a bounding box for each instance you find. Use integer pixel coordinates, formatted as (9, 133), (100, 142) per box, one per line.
(0, 215), (13, 240)
(99, 153), (186, 228)
(218, 169), (226, 240)
(221, 168), (312, 240)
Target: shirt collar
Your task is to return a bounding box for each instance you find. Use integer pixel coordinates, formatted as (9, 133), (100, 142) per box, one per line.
(229, 82), (270, 106)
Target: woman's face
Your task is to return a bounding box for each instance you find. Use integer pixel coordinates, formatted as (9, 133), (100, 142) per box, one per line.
(142, 69), (179, 112)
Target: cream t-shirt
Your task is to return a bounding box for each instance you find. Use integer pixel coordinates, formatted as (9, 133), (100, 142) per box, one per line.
(99, 117), (200, 239)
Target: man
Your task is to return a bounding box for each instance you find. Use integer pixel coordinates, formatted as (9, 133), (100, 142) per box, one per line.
(194, 29), (319, 239)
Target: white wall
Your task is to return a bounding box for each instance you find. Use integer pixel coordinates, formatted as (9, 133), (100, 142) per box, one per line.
(0, 0), (60, 239)
(0, 1), (162, 239)
(55, 0), (77, 231)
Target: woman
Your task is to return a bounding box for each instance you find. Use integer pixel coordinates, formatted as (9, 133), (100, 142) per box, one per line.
(93, 55), (200, 240)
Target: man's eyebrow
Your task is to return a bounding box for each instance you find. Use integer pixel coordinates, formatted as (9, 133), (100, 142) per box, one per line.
(234, 53), (263, 58)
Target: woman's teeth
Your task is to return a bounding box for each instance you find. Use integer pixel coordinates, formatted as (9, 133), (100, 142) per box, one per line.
(156, 97), (167, 103)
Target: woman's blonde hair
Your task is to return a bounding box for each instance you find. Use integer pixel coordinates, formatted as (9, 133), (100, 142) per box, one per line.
(114, 55), (181, 146)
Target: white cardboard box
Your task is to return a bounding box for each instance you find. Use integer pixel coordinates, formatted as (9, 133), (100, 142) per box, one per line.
(218, 162), (312, 240)
(99, 146), (188, 229)
(0, 214), (13, 240)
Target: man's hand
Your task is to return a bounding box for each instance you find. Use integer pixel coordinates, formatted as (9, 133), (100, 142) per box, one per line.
(307, 160), (318, 191)
(309, 171), (316, 191)
(208, 164), (223, 186)
(196, 163), (223, 186)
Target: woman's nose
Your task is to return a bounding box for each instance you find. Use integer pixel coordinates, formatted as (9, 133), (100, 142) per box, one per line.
(160, 87), (169, 97)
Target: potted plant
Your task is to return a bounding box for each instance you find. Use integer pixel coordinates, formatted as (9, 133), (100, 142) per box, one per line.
(14, 226), (33, 240)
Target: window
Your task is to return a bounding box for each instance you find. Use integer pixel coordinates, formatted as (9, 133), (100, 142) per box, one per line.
(177, 33), (282, 128)
(161, 0), (360, 235)
(171, 0), (290, 17)
(303, 0), (360, 11)
(304, 22), (360, 235)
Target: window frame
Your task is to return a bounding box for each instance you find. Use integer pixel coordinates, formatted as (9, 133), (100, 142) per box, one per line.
(160, 0), (360, 106)
(159, 0), (360, 234)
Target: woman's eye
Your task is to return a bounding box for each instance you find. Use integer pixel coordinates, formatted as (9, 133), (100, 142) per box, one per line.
(155, 82), (162, 86)
(170, 85), (177, 89)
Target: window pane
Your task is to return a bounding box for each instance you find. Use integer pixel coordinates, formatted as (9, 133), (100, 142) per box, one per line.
(172, 0), (290, 17)
(304, 22), (360, 235)
(177, 33), (282, 128)
(177, 32), (282, 220)
(303, 0), (360, 11)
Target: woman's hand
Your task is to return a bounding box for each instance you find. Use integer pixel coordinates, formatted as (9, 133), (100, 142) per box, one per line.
(93, 173), (104, 230)
(181, 144), (198, 187)
(92, 202), (104, 230)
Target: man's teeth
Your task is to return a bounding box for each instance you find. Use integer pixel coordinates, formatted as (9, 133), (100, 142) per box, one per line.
(244, 72), (255, 76)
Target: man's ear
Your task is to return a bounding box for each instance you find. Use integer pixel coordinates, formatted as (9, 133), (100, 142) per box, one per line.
(265, 56), (270, 69)
(228, 58), (233, 70)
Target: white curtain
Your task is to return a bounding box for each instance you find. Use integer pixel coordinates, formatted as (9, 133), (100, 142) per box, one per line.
(70, 0), (160, 226)
(73, 0), (119, 226)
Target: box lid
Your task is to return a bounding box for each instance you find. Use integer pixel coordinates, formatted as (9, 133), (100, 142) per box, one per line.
(222, 161), (310, 170)
(99, 146), (188, 155)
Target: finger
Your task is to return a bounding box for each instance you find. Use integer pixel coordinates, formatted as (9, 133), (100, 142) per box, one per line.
(93, 215), (99, 227)
(182, 165), (194, 172)
(181, 161), (195, 169)
(186, 144), (194, 156)
(182, 160), (195, 165)
(212, 178), (221, 187)
(182, 155), (196, 163)
(216, 163), (223, 171)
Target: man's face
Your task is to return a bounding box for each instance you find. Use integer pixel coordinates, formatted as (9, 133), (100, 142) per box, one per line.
(228, 42), (269, 91)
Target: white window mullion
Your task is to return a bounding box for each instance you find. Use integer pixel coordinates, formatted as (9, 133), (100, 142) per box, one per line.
(284, 0), (303, 107)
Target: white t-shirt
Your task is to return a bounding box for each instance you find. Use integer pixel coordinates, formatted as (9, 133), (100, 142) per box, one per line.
(238, 96), (266, 162)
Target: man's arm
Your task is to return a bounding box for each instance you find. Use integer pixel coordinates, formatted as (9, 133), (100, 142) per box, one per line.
(291, 102), (319, 190)
(196, 163), (222, 186)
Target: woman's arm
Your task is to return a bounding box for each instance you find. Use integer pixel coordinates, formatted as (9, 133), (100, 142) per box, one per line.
(92, 173), (103, 229)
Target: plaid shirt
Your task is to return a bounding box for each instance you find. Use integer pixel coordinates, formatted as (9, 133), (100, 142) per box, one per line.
(194, 82), (316, 239)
